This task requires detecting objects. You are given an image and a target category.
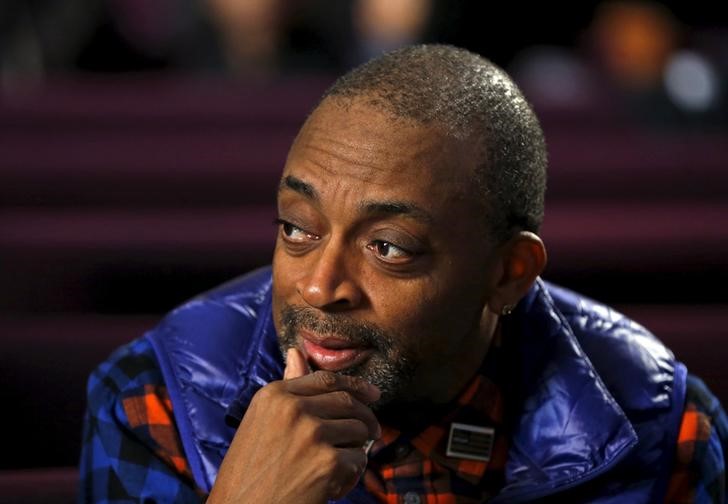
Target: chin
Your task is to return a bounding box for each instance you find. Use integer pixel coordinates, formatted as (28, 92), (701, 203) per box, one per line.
(337, 359), (415, 409)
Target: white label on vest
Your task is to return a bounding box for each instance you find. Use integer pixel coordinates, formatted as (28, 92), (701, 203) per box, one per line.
(446, 422), (495, 461)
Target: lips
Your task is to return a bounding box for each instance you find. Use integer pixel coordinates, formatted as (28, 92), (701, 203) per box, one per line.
(299, 330), (374, 372)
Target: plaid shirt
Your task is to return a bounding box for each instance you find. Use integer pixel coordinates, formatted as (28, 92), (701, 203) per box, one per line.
(79, 338), (201, 503)
(360, 341), (510, 503)
(80, 337), (728, 503)
(665, 375), (728, 503)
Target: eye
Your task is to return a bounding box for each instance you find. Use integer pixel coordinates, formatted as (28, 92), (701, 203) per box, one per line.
(275, 219), (319, 243)
(367, 240), (412, 263)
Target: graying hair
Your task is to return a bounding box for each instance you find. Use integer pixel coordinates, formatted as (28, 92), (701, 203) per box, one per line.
(322, 44), (547, 242)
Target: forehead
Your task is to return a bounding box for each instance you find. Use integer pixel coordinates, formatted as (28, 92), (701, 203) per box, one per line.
(282, 98), (481, 207)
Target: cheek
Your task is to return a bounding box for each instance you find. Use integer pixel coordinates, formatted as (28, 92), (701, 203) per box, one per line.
(374, 274), (488, 360)
(272, 240), (303, 293)
(271, 244), (297, 330)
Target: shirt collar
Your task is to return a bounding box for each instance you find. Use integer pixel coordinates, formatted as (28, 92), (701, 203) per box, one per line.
(370, 349), (506, 484)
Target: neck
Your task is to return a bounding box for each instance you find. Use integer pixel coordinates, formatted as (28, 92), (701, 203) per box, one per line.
(433, 307), (501, 404)
(382, 310), (501, 422)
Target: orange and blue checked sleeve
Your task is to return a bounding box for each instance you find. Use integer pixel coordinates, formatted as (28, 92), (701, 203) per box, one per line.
(79, 337), (202, 503)
(665, 375), (728, 504)
(122, 383), (192, 479)
(81, 339), (728, 503)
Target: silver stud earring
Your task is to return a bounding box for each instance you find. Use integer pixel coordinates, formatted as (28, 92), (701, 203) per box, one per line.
(501, 304), (515, 316)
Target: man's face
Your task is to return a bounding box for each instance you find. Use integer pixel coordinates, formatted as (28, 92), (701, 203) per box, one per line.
(272, 98), (501, 406)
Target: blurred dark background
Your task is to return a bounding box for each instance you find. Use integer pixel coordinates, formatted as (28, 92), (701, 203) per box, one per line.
(1, 0), (727, 500)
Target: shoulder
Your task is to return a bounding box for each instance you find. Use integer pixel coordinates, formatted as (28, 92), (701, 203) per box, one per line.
(192, 265), (273, 306)
(139, 267), (282, 490)
(152, 266), (274, 352)
(540, 280), (680, 412)
(86, 336), (163, 413)
(81, 337), (202, 501)
(85, 267), (274, 411)
(146, 265), (279, 388)
(145, 264), (278, 390)
(666, 375), (728, 503)
(85, 336), (172, 444)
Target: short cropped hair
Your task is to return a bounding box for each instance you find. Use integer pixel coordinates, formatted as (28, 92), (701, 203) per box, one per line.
(322, 44), (547, 243)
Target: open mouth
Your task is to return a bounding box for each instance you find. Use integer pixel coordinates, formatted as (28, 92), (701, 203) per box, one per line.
(299, 330), (374, 372)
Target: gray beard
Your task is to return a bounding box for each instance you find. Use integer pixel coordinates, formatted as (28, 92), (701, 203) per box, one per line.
(277, 304), (417, 407)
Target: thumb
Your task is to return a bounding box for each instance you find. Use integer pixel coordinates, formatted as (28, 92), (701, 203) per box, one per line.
(283, 347), (310, 380)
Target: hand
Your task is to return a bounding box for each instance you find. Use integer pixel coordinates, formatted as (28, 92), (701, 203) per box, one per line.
(207, 348), (381, 504)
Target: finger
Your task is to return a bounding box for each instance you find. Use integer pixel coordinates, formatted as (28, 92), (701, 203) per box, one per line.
(284, 347), (310, 380)
(304, 391), (381, 440)
(328, 448), (369, 500)
(286, 370), (380, 405)
(315, 418), (370, 448)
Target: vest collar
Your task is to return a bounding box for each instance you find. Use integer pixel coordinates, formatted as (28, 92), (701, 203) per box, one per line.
(153, 270), (639, 498)
(493, 279), (638, 501)
(225, 278), (639, 498)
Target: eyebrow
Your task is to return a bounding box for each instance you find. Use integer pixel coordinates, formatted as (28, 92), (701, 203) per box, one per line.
(280, 174), (432, 224)
(360, 200), (433, 224)
(279, 175), (319, 200)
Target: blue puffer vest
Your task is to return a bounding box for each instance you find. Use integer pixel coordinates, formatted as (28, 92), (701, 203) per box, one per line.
(145, 267), (686, 503)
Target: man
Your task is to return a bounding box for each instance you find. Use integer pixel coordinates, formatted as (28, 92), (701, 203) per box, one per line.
(80, 45), (727, 503)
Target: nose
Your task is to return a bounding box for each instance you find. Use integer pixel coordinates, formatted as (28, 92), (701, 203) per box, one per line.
(296, 238), (362, 310)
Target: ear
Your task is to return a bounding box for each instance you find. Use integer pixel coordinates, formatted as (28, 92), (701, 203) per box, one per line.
(488, 231), (547, 315)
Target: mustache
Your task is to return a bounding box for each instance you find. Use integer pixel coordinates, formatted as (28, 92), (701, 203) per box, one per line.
(279, 304), (393, 351)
